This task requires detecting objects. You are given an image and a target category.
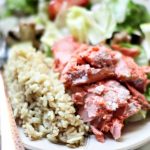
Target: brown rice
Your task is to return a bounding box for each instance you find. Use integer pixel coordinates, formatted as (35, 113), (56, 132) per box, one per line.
(4, 47), (89, 147)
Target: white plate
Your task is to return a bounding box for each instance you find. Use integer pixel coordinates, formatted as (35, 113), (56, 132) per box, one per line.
(19, 118), (150, 150)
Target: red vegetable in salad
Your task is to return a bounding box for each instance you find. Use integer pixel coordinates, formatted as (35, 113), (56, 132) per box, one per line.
(48, 0), (89, 19)
(111, 44), (140, 57)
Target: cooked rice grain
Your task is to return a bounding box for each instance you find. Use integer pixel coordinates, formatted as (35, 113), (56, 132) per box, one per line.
(4, 48), (89, 147)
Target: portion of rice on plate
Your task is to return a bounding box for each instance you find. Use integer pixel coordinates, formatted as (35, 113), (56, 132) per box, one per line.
(4, 47), (89, 147)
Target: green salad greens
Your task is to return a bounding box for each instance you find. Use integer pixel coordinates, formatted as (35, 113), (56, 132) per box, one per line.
(1, 0), (38, 18)
(117, 1), (150, 34)
(135, 46), (149, 66)
(127, 110), (147, 122)
(66, 5), (116, 44)
(145, 85), (150, 102)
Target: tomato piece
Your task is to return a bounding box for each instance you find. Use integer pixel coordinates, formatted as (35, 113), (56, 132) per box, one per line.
(48, 0), (62, 20)
(69, 0), (89, 6)
(111, 44), (140, 58)
(48, 0), (89, 19)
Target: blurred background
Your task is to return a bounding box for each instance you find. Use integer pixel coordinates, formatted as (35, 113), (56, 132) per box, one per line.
(0, 0), (150, 36)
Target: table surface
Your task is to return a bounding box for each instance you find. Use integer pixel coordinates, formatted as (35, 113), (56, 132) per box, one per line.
(138, 142), (150, 150)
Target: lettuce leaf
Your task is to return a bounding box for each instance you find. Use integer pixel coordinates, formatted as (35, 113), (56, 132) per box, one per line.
(145, 85), (150, 102)
(53, 0), (129, 44)
(117, 1), (150, 33)
(41, 23), (63, 48)
(90, 0), (129, 23)
(140, 23), (150, 59)
(66, 5), (116, 44)
(135, 46), (149, 66)
(43, 45), (53, 57)
(6, 0), (38, 15)
(108, 0), (129, 23)
(127, 110), (147, 122)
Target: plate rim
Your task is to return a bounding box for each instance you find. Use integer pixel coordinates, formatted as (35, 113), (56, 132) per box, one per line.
(18, 118), (150, 150)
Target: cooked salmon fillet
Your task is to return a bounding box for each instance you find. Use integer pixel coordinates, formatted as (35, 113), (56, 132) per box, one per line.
(71, 80), (144, 142)
(53, 38), (148, 92)
(52, 36), (150, 142)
